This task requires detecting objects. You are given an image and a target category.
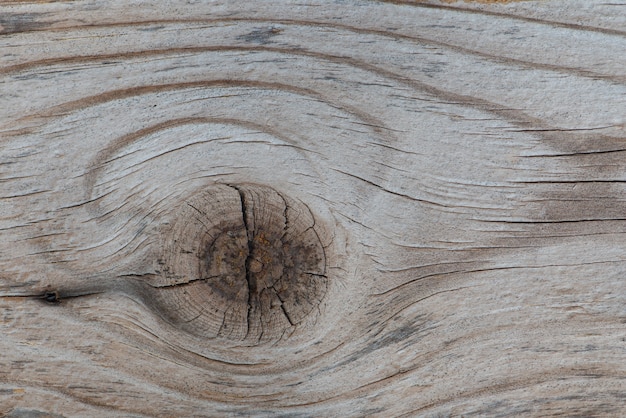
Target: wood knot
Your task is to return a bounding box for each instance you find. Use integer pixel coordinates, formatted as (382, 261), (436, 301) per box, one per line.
(151, 184), (329, 344)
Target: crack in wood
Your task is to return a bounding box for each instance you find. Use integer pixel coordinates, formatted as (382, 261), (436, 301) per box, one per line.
(230, 184), (256, 339)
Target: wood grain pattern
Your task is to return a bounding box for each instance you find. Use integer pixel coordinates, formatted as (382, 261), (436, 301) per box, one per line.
(1, 1), (625, 416)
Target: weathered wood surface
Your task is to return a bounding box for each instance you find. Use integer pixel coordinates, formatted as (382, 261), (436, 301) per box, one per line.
(1, 1), (625, 416)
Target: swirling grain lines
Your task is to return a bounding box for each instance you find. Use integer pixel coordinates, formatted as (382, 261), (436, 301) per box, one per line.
(82, 116), (324, 213)
(0, 22), (626, 84)
(0, 44), (565, 203)
(2, 17), (623, 85)
(4, 41), (623, 159)
(2, 8), (624, 151)
(83, 296), (358, 409)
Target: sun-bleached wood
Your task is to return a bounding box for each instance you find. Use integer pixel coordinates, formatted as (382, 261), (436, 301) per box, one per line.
(1, 1), (625, 416)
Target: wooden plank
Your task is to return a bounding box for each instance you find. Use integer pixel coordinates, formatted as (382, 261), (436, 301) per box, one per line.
(1, 1), (625, 416)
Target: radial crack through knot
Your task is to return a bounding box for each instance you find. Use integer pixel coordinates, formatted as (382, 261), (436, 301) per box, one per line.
(232, 185), (257, 337)
(232, 185), (294, 335)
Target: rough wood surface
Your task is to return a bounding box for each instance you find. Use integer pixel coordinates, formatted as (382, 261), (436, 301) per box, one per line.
(1, 1), (625, 416)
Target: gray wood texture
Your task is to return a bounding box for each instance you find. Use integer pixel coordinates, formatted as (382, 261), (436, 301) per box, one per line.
(1, 1), (625, 416)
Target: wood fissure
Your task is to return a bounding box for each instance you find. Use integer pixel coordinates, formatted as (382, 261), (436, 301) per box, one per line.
(234, 185), (257, 339)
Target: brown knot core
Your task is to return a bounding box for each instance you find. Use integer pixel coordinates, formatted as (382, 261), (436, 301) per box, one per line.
(152, 184), (328, 344)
